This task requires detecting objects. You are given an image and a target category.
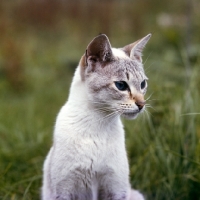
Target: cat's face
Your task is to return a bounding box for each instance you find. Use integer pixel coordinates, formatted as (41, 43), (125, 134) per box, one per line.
(80, 34), (151, 119)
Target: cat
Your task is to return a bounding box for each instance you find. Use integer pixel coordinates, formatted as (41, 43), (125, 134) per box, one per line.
(42, 33), (151, 200)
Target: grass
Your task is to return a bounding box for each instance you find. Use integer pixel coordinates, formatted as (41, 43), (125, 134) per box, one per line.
(0, 0), (200, 199)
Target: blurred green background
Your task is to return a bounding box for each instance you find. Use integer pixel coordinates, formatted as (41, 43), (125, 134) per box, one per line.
(0, 0), (200, 199)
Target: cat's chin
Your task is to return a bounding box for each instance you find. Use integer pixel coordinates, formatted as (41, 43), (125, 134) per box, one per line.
(121, 112), (139, 120)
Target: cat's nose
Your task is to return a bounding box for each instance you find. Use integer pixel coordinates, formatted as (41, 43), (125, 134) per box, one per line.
(135, 101), (145, 111)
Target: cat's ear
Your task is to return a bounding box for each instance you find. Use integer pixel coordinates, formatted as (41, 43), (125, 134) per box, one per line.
(122, 33), (151, 63)
(85, 34), (113, 64)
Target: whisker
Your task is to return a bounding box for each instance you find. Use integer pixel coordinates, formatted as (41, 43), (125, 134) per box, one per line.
(142, 109), (150, 121)
(92, 110), (119, 123)
(92, 109), (111, 115)
(145, 62), (156, 74)
(144, 109), (150, 119)
(97, 111), (120, 123)
(145, 93), (154, 102)
(144, 109), (153, 118)
(92, 107), (113, 112)
(144, 51), (152, 65)
(147, 99), (160, 102)
(145, 105), (156, 111)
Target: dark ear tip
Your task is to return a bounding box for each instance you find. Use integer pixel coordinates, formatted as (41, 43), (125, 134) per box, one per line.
(87, 34), (110, 48)
(95, 34), (109, 40)
(146, 33), (152, 39)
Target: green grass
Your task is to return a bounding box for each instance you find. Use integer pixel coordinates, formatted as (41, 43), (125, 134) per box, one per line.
(0, 1), (200, 199)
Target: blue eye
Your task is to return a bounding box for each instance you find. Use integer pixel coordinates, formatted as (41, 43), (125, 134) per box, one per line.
(141, 80), (146, 89)
(115, 81), (129, 91)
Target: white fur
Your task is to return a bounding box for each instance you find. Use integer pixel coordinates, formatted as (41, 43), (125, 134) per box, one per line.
(42, 51), (145, 200)
(112, 48), (129, 59)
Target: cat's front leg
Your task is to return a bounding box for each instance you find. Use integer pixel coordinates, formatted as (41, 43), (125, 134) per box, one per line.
(98, 190), (127, 200)
(98, 189), (145, 200)
(54, 170), (94, 200)
(98, 180), (145, 200)
(98, 175), (130, 200)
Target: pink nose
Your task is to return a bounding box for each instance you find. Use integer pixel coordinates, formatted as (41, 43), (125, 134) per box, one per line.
(135, 101), (145, 110)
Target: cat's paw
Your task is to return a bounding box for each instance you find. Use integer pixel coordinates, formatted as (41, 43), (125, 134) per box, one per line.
(129, 189), (145, 200)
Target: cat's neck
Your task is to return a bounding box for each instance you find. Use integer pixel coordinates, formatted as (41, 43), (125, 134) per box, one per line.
(68, 67), (89, 105)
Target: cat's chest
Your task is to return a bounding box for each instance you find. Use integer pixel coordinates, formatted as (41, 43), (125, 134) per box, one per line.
(55, 123), (125, 168)
(70, 134), (127, 176)
(54, 104), (126, 171)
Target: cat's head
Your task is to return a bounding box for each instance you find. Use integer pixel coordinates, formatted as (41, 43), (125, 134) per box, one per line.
(79, 34), (151, 119)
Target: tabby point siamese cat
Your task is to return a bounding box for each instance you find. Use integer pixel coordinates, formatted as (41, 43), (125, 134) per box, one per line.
(42, 33), (151, 200)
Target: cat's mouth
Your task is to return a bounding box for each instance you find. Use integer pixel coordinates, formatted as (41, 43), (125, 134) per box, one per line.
(121, 109), (143, 119)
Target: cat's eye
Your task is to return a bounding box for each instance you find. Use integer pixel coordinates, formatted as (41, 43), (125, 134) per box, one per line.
(115, 81), (129, 91)
(141, 80), (146, 89)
